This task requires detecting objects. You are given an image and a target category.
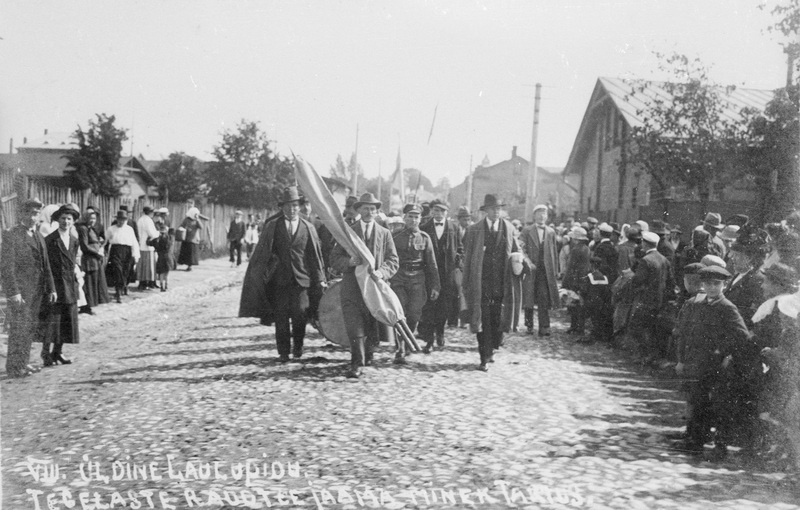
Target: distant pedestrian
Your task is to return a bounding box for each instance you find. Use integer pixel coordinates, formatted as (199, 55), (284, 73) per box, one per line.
(136, 206), (159, 290)
(244, 213), (259, 261)
(178, 207), (203, 271)
(228, 210), (246, 267)
(76, 209), (109, 314)
(562, 227), (590, 337)
(1, 198), (56, 377)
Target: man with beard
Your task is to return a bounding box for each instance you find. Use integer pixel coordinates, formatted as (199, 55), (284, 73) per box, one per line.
(418, 199), (462, 352)
(239, 186), (326, 362)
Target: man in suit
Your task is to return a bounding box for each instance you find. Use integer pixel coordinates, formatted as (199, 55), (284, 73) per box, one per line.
(329, 192), (399, 378)
(418, 199), (462, 351)
(390, 203), (439, 363)
(462, 194), (523, 372)
(1, 199), (57, 377)
(630, 231), (671, 363)
(42, 204), (82, 366)
(227, 210), (247, 267)
(239, 186), (326, 362)
(521, 204), (559, 336)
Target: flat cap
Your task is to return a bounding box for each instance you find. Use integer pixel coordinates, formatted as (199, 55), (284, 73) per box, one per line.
(598, 222), (613, 233)
(429, 199), (449, 211)
(701, 254), (727, 268)
(683, 262), (705, 275)
(698, 265), (732, 280)
(403, 203), (422, 214)
(641, 231), (660, 244)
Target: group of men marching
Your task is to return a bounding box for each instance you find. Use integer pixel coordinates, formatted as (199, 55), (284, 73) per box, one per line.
(240, 186), (562, 376)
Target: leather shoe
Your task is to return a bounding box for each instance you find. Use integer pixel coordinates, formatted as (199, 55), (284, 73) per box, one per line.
(278, 354), (290, 363)
(346, 369), (362, 379)
(422, 343), (433, 354)
(41, 354), (53, 367)
(478, 363), (489, 372)
(539, 328), (551, 337)
(393, 355), (407, 365)
(52, 354), (72, 365)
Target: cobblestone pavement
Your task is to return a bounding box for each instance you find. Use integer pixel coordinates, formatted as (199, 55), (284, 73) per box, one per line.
(2, 258), (799, 510)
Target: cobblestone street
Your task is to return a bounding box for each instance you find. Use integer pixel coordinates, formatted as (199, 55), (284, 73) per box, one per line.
(2, 258), (799, 509)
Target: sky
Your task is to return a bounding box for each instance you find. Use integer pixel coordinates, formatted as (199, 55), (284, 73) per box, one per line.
(0, 0), (791, 188)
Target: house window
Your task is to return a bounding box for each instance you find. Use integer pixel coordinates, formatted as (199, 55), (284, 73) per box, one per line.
(631, 186), (638, 209)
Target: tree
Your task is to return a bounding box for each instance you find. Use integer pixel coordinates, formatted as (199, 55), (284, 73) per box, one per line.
(65, 114), (128, 196)
(624, 53), (752, 213)
(329, 153), (363, 184)
(152, 152), (206, 203)
(205, 120), (294, 209)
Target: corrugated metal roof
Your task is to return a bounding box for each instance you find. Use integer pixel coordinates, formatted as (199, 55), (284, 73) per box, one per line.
(599, 77), (774, 129)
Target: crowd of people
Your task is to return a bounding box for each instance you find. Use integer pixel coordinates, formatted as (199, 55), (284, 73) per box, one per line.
(240, 186), (800, 470)
(1, 199), (211, 378)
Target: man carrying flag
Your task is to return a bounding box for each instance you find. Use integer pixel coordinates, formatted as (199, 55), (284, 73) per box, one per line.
(330, 192), (399, 378)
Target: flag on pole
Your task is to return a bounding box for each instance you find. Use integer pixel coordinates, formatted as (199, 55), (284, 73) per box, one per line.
(293, 156), (405, 327)
(427, 103), (438, 145)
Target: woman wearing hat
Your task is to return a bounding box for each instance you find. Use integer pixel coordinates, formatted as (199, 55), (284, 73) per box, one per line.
(752, 263), (800, 468)
(106, 210), (141, 303)
(177, 207), (204, 271)
(41, 204), (82, 366)
(562, 227), (590, 335)
(76, 208), (109, 314)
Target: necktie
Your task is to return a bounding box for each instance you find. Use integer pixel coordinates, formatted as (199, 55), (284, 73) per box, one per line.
(435, 222), (443, 226)
(492, 221), (497, 233)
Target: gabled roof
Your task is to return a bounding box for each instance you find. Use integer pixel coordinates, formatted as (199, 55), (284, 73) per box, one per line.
(563, 77), (775, 175)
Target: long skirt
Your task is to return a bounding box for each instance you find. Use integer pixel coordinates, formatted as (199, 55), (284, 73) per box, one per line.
(43, 302), (79, 345)
(83, 270), (110, 307)
(107, 245), (132, 289)
(137, 251), (157, 281)
(177, 241), (199, 266)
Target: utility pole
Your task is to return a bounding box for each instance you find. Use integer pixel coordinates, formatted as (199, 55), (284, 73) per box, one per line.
(466, 154), (474, 212)
(351, 124), (359, 195)
(524, 83), (542, 221)
(376, 159), (382, 203)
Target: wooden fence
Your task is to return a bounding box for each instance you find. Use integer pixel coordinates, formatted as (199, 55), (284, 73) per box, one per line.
(0, 168), (271, 258)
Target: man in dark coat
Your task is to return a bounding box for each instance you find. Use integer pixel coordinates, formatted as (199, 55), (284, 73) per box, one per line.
(520, 204), (559, 336)
(418, 199), (462, 351)
(329, 192), (399, 378)
(227, 210), (247, 267)
(239, 186), (326, 362)
(1, 199), (56, 377)
(462, 194), (523, 372)
(42, 204), (81, 366)
(390, 203), (440, 362)
(630, 231), (671, 363)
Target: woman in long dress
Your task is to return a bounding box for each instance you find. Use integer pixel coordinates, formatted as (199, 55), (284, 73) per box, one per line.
(177, 207), (203, 271)
(76, 209), (109, 314)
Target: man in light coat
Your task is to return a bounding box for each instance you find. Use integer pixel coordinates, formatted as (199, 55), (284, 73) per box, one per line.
(136, 206), (159, 290)
(520, 204), (559, 336)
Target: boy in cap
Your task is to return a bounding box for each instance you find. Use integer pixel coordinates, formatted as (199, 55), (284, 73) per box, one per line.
(673, 265), (750, 458)
(391, 203), (440, 362)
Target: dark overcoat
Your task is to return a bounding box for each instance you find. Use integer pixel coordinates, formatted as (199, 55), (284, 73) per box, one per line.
(520, 224), (560, 309)
(1, 225), (55, 319)
(725, 269), (764, 329)
(44, 231), (80, 305)
(419, 218), (463, 296)
(462, 218), (521, 334)
(632, 249), (670, 311)
(238, 215), (325, 325)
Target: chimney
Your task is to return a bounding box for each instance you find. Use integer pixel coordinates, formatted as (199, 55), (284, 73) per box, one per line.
(23, 137), (27, 144)
(512, 146), (517, 158)
(9, 138), (12, 154)
(44, 128), (48, 135)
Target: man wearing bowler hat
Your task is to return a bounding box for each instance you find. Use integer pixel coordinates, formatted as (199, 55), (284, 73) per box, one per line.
(1, 198), (56, 377)
(390, 203), (440, 363)
(521, 204), (559, 336)
(462, 194), (523, 371)
(330, 192), (399, 378)
(239, 186), (326, 362)
(418, 198), (462, 351)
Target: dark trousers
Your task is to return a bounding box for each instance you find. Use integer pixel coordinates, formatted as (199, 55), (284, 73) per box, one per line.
(686, 373), (718, 447)
(630, 305), (659, 358)
(391, 274), (427, 356)
(568, 305), (585, 332)
(229, 240), (243, 265)
(476, 301), (503, 364)
(525, 273), (551, 331)
(341, 274), (379, 370)
(270, 284), (309, 357)
(419, 289), (453, 346)
(6, 303), (37, 375)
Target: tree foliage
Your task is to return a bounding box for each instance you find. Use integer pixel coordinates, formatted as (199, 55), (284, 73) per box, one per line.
(65, 114), (128, 196)
(152, 152), (205, 203)
(329, 153), (364, 185)
(624, 53), (752, 205)
(205, 120), (294, 209)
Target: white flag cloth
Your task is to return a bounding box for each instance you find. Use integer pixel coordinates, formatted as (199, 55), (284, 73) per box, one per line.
(293, 156), (405, 326)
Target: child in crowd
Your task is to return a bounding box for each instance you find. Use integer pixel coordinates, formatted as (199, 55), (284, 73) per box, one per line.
(148, 224), (173, 292)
